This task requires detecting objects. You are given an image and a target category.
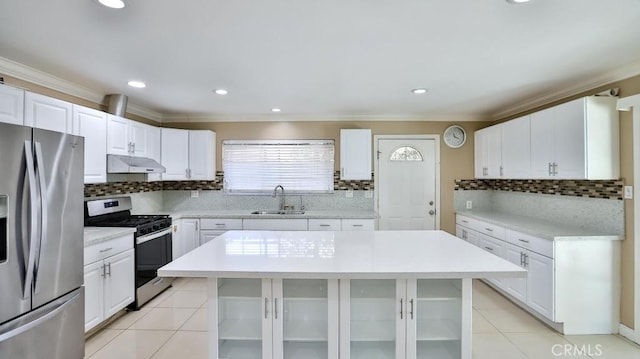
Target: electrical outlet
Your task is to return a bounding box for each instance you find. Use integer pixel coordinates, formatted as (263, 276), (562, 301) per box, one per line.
(191, 190), (199, 198)
(624, 186), (633, 199)
(466, 201), (473, 210)
(364, 190), (373, 199)
(346, 190), (354, 198)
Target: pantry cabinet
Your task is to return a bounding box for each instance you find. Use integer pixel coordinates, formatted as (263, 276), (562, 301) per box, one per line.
(213, 278), (339, 359)
(24, 91), (73, 134)
(73, 105), (107, 184)
(340, 129), (372, 180)
(83, 234), (135, 332)
(0, 83), (24, 125)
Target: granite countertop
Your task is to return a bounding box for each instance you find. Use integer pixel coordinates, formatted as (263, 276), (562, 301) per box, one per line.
(158, 230), (526, 279)
(84, 227), (136, 247)
(166, 210), (378, 220)
(456, 211), (623, 241)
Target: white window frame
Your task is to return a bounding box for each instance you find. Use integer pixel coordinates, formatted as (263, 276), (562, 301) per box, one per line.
(222, 139), (335, 194)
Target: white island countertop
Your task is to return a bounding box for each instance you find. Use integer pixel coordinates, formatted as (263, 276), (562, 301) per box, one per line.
(158, 230), (526, 280)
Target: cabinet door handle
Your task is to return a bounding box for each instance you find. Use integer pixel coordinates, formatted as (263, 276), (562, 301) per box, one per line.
(461, 220), (468, 224)
(106, 262), (112, 277)
(99, 247), (113, 253)
(215, 223), (226, 227)
(320, 224), (331, 227)
(264, 298), (269, 319)
(352, 224), (364, 227)
(101, 263), (106, 278)
(274, 298), (278, 319)
(409, 298), (414, 320)
(462, 230), (467, 240)
(520, 252), (525, 266)
(400, 298), (404, 319)
(524, 254), (529, 267)
(518, 239), (530, 244)
(553, 162), (558, 176)
(132, 142), (136, 153)
(500, 166), (504, 177)
(548, 162), (552, 176)
(484, 246), (494, 252)
(485, 228), (493, 232)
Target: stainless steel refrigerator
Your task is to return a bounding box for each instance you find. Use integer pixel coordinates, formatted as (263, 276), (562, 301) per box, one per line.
(0, 123), (85, 359)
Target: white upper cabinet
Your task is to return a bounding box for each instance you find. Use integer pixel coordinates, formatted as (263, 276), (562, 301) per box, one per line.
(189, 130), (216, 180)
(161, 128), (189, 180)
(106, 114), (130, 155)
(161, 128), (215, 181)
(474, 125), (502, 178)
(146, 125), (162, 181)
(73, 105), (107, 184)
(107, 115), (157, 158)
(340, 129), (372, 180)
(0, 84), (24, 125)
(501, 115), (531, 178)
(24, 92), (73, 134)
(530, 97), (619, 179)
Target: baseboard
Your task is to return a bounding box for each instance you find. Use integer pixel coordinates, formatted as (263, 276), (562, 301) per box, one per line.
(619, 324), (640, 345)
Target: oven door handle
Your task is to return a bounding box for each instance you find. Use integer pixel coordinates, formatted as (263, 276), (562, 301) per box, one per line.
(136, 228), (172, 245)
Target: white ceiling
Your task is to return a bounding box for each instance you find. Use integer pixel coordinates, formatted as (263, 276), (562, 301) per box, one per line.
(1, 0), (639, 122)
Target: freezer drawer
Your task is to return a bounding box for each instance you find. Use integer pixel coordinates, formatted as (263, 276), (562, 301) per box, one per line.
(0, 287), (84, 359)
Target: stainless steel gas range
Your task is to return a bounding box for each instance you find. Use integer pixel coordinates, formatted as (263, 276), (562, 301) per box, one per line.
(84, 197), (173, 309)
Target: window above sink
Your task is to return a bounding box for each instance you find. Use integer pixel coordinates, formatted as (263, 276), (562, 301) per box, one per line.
(222, 140), (335, 195)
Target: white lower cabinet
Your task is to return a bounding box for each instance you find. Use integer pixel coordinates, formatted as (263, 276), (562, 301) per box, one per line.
(214, 278), (339, 359)
(242, 219), (308, 231)
(172, 218), (200, 260)
(455, 225), (479, 246)
(525, 250), (554, 319)
(341, 219), (376, 231)
(477, 234), (505, 289)
(84, 235), (135, 332)
(340, 279), (464, 359)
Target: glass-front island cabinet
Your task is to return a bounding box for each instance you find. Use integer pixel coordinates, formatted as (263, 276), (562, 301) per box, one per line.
(158, 230), (525, 359)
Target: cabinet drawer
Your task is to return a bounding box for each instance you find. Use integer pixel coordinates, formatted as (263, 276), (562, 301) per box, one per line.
(456, 215), (505, 239)
(308, 219), (341, 231)
(506, 229), (553, 258)
(455, 215), (475, 228)
(84, 234), (133, 265)
(200, 218), (243, 230)
(478, 234), (505, 258)
(341, 219), (375, 231)
(242, 219), (308, 231)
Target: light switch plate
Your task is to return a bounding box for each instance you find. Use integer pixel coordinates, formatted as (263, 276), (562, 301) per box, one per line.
(624, 186), (633, 199)
(466, 201), (473, 209)
(191, 190), (199, 198)
(346, 190), (354, 198)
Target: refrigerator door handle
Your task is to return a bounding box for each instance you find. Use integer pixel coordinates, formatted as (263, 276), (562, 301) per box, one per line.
(0, 291), (81, 342)
(33, 142), (48, 294)
(22, 141), (39, 300)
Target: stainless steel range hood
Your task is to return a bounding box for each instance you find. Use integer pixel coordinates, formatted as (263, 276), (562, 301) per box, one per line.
(107, 154), (166, 173)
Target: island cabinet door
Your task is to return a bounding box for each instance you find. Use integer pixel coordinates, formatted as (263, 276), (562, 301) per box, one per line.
(271, 279), (339, 359)
(340, 279), (469, 359)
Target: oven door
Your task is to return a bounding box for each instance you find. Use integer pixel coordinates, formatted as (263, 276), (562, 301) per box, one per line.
(135, 228), (172, 288)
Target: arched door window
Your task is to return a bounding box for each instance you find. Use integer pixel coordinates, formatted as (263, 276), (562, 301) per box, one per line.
(390, 146), (423, 161)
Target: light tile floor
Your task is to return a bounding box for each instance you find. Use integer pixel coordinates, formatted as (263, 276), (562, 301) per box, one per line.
(86, 278), (640, 359)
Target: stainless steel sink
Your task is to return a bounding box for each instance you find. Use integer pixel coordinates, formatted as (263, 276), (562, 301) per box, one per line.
(250, 210), (306, 215)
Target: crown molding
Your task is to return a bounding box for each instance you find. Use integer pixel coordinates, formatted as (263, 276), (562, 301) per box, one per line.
(0, 56), (163, 122)
(160, 113), (490, 123)
(490, 59), (640, 121)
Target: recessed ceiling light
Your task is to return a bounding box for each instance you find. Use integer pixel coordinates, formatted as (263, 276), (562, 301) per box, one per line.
(506, 0), (531, 4)
(271, 108), (281, 112)
(412, 88), (428, 94)
(214, 89), (228, 95)
(98, 0), (125, 9)
(127, 80), (146, 88)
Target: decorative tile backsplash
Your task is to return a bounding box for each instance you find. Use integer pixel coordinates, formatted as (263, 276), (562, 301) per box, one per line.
(454, 179), (624, 200)
(85, 171), (374, 197)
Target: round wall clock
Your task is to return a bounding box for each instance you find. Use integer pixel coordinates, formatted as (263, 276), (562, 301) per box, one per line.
(443, 125), (466, 148)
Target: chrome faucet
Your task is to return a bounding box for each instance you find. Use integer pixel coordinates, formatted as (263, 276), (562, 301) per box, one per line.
(272, 185), (285, 211)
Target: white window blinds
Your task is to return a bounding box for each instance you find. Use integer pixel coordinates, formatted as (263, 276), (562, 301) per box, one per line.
(222, 140), (335, 194)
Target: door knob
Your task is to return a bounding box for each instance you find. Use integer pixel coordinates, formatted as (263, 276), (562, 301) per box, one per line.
(429, 210), (436, 215)
(429, 201), (434, 206)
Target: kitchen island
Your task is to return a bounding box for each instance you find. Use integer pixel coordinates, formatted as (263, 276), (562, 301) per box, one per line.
(158, 230), (526, 359)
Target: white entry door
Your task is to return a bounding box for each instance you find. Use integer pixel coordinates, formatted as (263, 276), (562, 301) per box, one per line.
(376, 137), (438, 230)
